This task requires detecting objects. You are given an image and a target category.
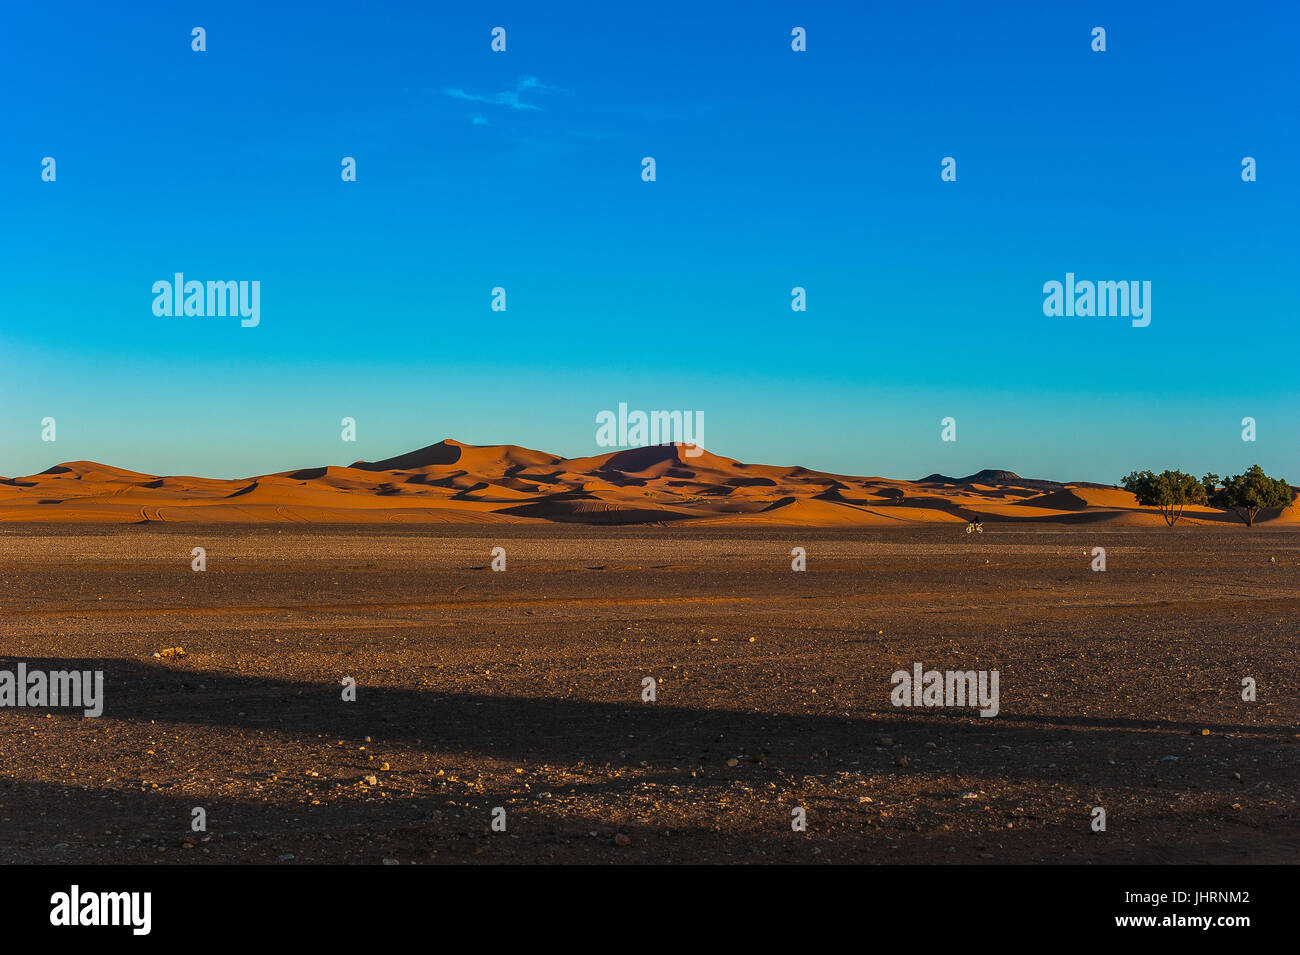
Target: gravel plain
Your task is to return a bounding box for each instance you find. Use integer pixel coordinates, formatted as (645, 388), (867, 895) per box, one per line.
(0, 524), (1295, 864)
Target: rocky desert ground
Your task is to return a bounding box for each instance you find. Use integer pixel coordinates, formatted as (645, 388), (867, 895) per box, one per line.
(0, 523), (1295, 864)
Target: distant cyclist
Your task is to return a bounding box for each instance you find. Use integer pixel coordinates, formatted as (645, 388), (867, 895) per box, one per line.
(966, 514), (983, 534)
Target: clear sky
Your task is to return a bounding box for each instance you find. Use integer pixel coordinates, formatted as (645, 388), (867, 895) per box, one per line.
(2, 1), (1296, 482)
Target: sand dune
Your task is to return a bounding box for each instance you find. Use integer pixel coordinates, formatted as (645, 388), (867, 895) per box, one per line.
(1, 438), (1294, 527)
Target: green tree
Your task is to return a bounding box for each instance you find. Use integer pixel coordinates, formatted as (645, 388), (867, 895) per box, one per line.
(1210, 465), (1294, 526)
(1120, 469), (1207, 527)
(1201, 473), (1220, 500)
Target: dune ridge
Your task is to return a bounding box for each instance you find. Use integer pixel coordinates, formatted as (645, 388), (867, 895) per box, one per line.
(0, 439), (1294, 526)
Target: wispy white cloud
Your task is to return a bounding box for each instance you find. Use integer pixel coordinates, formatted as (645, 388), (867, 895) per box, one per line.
(443, 75), (565, 112)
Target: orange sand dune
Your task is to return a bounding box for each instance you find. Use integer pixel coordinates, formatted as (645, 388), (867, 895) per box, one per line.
(1, 439), (1294, 527)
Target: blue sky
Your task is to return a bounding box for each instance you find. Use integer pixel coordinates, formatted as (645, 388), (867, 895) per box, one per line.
(1, 1), (1296, 482)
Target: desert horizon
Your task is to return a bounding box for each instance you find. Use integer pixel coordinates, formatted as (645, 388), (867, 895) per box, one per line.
(4, 437), (1296, 527)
